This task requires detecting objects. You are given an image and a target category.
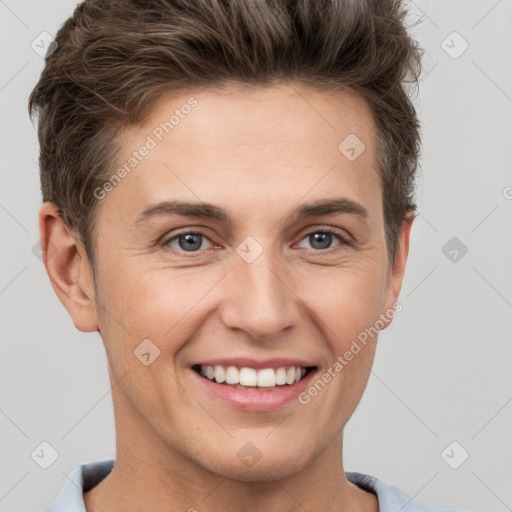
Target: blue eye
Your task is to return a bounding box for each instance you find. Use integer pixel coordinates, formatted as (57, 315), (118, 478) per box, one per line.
(297, 228), (348, 251)
(162, 228), (349, 255)
(165, 232), (212, 252)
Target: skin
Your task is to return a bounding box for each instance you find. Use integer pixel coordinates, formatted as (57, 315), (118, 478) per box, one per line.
(39, 82), (413, 512)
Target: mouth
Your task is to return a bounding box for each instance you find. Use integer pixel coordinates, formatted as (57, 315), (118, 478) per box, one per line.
(190, 361), (318, 411)
(192, 364), (317, 390)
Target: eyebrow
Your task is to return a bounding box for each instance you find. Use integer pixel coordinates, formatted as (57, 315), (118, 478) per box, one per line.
(134, 197), (369, 226)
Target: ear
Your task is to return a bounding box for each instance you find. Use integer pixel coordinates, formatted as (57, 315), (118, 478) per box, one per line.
(380, 212), (415, 329)
(38, 202), (99, 332)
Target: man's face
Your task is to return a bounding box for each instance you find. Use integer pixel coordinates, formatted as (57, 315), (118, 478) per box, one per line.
(89, 83), (407, 480)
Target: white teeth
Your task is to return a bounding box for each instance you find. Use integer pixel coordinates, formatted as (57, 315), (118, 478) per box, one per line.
(257, 368), (276, 387)
(197, 365), (309, 387)
(275, 367), (287, 385)
(239, 367), (257, 386)
(214, 365), (225, 383)
(225, 365), (239, 384)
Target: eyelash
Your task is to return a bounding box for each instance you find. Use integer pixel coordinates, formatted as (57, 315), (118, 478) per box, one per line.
(161, 227), (352, 256)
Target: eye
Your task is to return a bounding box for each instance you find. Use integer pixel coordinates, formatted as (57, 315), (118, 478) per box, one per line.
(296, 228), (350, 251)
(162, 227), (350, 256)
(163, 231), (214, 253)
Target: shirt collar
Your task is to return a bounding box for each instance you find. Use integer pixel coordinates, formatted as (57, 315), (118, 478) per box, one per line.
(45, 459), (454, 512)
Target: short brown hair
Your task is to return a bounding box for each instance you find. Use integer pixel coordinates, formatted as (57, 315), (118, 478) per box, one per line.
(29, 0), (423, 269)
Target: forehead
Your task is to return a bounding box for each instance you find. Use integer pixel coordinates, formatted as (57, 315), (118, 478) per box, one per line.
(100, 82), (381, 227)
(140, 82), (377, 159)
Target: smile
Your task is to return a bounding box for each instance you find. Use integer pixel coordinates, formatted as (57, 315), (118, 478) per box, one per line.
(190, 360), (318, 411)
(193, 364), (315, 389)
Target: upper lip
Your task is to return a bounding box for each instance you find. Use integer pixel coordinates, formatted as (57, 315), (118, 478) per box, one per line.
(191, 357), (317, 369)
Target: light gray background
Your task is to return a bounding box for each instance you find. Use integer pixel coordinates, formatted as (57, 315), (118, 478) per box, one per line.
(1, 1), (511, 511)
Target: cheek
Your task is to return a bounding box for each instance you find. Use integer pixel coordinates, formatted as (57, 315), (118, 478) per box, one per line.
(297, 270), (383, 430)
(96, 246), (388, 365)
(295, 260), (387, 346)
(95, 262), (216, 361)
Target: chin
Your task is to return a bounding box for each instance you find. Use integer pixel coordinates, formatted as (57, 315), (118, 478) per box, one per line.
(195, 441), (315, 482)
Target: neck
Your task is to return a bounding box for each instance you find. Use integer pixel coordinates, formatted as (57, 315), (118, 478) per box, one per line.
(84, 440), (377, 512)
(83, 382), (378, 512)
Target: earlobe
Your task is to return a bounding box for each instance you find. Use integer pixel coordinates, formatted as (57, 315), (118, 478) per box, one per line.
(38, 202), (99, 333)
(380, 212), (415, 329)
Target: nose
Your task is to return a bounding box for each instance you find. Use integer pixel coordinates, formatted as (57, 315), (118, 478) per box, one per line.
(219, 248), (301, 341)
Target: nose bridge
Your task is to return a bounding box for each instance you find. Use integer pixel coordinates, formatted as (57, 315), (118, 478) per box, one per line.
(220, 237), (299, 340)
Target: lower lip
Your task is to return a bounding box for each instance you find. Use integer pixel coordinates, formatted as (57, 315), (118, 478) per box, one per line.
(191, 368), (317, 412)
